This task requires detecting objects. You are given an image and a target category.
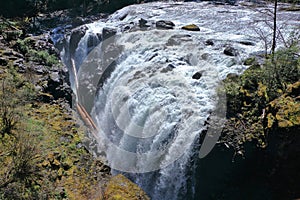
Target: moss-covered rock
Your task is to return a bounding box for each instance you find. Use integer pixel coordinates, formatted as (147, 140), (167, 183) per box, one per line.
(243, 57), (256, 66)
(104, 174), (150, 200)
(181, 24), (200, 31)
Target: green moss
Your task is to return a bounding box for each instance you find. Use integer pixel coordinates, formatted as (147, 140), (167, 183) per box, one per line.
(243, 57), (256, 66)
(181, 24), (200, 31)
(221, 44), (300, 154)
(104, 174), (150, 200)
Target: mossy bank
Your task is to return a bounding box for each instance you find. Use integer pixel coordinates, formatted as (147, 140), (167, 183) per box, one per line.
(0, 18), (149, 200)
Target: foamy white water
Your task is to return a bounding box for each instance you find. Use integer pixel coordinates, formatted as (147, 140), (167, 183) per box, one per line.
(57, 1), (300, 199)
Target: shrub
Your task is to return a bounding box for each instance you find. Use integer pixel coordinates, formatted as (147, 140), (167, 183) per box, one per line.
(16, 38), (59, 66)
(0, 68), (36, 137)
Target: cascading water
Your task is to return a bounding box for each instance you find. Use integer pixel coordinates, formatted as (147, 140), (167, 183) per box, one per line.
(56, 1), (300, 199)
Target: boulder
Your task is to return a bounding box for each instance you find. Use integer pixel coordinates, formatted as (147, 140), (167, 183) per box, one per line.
(181, 24), (200, 31)
(192, 71), (202, 80)
(139, 18), (150, 28)
(224, 46), (239, 56)
(205, 39), (214, 46)
(41, 64), (72, 104)
(166, 34), (192, 46)
(102, 27), (117, 40)
(161, 64), (175, 73)
(104, 174), (150, 200)
(87, 33), (101, 49)
(201, 53), (209, 60)
(239, 41), (255, 46)
(156, 20), (175, 29)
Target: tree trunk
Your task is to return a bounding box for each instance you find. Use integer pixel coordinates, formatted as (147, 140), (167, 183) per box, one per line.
(271, 0), (278, 56)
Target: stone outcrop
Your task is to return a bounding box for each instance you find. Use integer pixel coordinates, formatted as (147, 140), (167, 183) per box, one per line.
(224, 46), (239, 56)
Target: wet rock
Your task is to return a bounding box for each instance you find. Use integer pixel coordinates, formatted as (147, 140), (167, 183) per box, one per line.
(87, 33), (101, 49)
(192, 71), (202, 80)
(69, 26), (88, 56)
(205, 39), (214, 46)
(166, 34), (192, 46)
(224, 46), (239, 56)
(102, 27), (117, 40)
(182, 24), (200, 31)
(104, 174), (150, 200)
(156, 20), (175, 29)
(117, 12), (127, 20)
(139, 18), (150, 28)
(161, 64), (175, 73)
(239, 41), (255, 46)
(201, 53), (209, 60)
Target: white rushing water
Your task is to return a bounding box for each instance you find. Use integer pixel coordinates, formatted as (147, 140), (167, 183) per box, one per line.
(59, 1), (300, 199)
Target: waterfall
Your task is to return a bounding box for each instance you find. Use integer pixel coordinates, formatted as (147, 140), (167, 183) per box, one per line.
(55, 1), (300, 199)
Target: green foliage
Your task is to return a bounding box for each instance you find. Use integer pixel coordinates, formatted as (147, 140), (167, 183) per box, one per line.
(0, 132), (41, 200)
(222, 44), (299, 154)
(262, 45), (300, 100)
(30, 50), (59, 66)
(16, 38), (59, 66)
(224, 44), (299, 118)
(0, 70), (35, 137)
(16, 38), (32, 54)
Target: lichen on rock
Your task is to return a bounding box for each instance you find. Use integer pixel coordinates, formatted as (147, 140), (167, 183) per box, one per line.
(104, 174), (150, 200)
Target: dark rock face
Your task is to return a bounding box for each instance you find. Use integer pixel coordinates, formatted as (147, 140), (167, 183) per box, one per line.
(192, 71), (202, 80)
(224, 46), (239, 56)
(0, 58), (8, 66)
(44, 67), (72, 104)
(69, 26), (88, 56)
(156, 20), (175, 30)
(102, 27), (117, 40)
(87, 34), (102, 50)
